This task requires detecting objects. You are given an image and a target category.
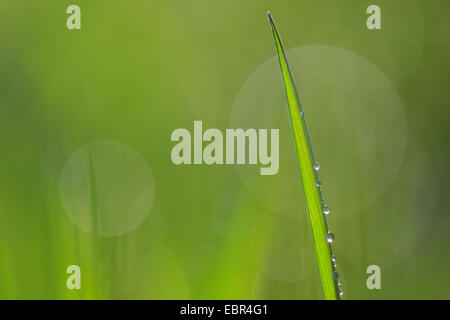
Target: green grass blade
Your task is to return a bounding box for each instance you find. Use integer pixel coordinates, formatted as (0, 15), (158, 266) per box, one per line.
(267, 12), (341, 300)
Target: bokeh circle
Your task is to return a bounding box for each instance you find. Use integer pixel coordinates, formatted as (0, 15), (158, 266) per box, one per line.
(60, 140), (155, 237)
(230, 45), (407, 221)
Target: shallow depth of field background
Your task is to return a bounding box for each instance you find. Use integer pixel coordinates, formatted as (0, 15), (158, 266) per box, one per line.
(0, 0), (449, 299)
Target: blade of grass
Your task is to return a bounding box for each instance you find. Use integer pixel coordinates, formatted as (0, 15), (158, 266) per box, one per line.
(267, 12), (341, 300)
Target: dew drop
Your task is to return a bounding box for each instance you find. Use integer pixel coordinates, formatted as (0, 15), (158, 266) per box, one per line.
(339, 290), (344, 297)
(332, 271), (339, 280)
(313, 161), (320, 171)
(316, 181), (321, 188)
(323, 204), (330, 215)
(326, 232), (335, 243)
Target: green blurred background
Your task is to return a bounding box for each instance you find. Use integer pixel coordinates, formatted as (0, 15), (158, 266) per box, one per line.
(0, 0), (449, 299)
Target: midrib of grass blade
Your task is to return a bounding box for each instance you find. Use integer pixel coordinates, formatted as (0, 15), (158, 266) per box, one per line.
(267, 12), (340, 300)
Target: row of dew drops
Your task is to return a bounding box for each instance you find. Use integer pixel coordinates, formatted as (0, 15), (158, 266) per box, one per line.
(314, 160), (343, 298)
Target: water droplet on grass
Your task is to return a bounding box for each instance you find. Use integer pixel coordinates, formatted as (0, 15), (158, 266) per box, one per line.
(326, 232), (335, 243)
(313, 161), (320, 171)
